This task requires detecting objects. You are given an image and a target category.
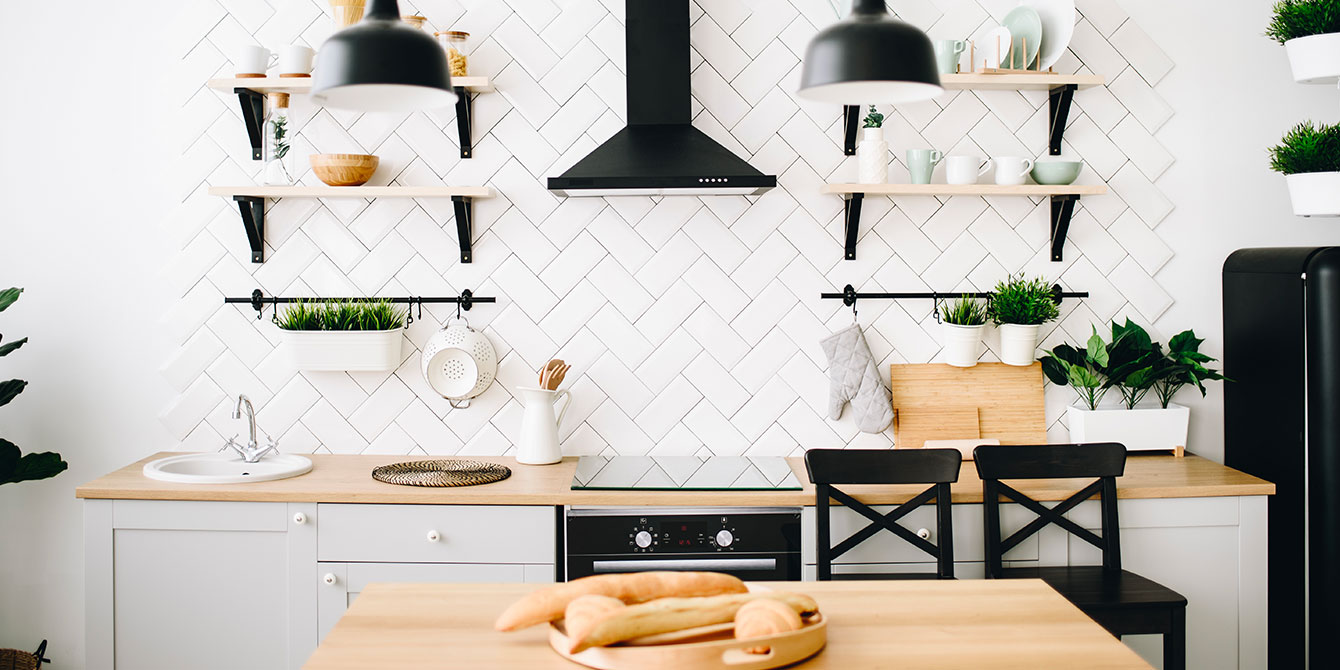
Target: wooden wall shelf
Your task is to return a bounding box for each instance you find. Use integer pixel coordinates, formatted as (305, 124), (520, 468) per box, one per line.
(823, 183), (1107, 263)
(208, 186), (494, 264)
(210, 76), (492, 161)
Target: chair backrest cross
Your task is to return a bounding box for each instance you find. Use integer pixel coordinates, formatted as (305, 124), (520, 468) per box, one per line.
(805, 448), (962, 580)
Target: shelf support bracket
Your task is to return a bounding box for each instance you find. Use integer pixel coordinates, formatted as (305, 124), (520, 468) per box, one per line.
(842, 193), (864, 261)
(235, 88), (266, 161)
(233, 196), (266, 263)
(455, 87), (474, 159)
(1048, 84), (1077, 156)
(842, 105), (860, 156)
(452, 195), (474, 263)
(1049, 195), (1079, 262)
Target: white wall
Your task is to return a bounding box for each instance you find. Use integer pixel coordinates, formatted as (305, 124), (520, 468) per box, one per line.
(0, 0), (1335, 665)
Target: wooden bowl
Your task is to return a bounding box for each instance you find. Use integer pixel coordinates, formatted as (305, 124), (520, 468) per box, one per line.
(310, 153), (379, 186)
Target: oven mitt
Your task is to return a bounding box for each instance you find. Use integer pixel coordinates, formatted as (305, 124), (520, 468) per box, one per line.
(820, 323), (893, 433)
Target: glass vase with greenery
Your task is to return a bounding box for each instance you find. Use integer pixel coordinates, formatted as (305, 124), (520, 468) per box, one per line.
(1, 288), (68, 486)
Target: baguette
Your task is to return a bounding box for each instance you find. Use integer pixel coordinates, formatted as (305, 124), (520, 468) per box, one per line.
(562, 595), (626, 644)
(494, 571), (747, 631)
(568, 591), (819, 654)
(734, 598), (803, 654)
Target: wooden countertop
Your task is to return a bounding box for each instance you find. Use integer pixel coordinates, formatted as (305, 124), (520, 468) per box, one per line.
(76, 452), (1273, 505)
(303, 580), (1151, 670)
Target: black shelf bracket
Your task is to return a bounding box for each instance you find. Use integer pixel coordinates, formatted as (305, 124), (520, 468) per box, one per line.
(235, 88), (266, 161)
(452, 195), (474, 263)
(1048, 84), (1077, 156)
(455, 86), (475, 159)
(842, 105), (860, 156)
(1050, 194), (1080, 262)
(233, 196), (266, 263)
(842, 193), (864, 261)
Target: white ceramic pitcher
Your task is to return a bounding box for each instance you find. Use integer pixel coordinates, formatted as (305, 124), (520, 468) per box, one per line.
(516, 386), (571, 465)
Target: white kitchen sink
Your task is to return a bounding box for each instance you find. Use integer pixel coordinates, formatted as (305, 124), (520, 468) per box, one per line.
(143, 453), (312, 484)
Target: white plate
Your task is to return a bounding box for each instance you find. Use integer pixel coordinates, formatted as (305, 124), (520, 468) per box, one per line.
(1029, 0), (1077, 70)
(971, 26), (1013, 71)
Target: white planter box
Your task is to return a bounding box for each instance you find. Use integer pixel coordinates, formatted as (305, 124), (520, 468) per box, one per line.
(280, 329), (404, 371)
(1066, 403), (1189, 454)
(1285, 33), (1340, 84)
(1285, 172), (1340, 217)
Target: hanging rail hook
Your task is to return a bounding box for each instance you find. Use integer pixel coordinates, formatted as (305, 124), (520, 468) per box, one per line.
(461, 289), (474, 312)
(405, 297), (415, 327)
(250, 289), (265, 320)
(933, 291), (942, 324)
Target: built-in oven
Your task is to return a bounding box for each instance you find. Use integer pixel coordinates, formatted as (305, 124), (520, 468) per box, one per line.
(565, 507), (802, 581)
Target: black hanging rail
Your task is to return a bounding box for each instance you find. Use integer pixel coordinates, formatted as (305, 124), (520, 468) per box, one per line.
(822, 284), (1087, 306)
(225, 288), (496, 321)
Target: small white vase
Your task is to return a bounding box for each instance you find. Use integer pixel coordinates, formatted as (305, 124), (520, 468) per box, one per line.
(516, 386), (572, 465)
(1285, 172), (1340, 217)
(857, 127), (889, 184)
(997, 323), (1042, 366)
(1285, 33), (1340, 84)
(942, 323), (985, 368)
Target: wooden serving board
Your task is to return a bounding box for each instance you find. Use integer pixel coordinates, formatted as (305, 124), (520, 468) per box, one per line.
(890, 363), (1047, 448)
(549, 614), (827, 670)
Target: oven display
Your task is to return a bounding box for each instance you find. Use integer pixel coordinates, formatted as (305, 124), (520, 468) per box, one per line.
(661, 520), (711, 547)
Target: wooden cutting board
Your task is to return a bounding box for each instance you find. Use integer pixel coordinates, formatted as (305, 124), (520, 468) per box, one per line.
(889, 363), (1047, 448)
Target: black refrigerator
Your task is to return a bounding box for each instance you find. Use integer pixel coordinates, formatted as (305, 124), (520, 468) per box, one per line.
(1223, 247), (1340, 669)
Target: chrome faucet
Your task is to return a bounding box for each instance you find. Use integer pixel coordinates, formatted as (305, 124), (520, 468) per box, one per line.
(222, 394), (279, 463)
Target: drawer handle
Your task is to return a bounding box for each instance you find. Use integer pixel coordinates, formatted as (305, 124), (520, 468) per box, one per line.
(426, 530), (441, 543)
(916, 528), (932, 541)
(293, 512), (307, 525)
(322, 573), (337, 586)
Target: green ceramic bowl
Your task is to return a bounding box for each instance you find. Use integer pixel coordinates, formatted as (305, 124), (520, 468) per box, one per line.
(1030, 160), (1083, 185)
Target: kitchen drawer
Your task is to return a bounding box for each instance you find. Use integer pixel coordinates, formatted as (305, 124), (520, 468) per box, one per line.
(317, 504), (555, 563)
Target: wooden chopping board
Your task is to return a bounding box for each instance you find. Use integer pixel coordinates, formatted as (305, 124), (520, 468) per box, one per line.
(889, 363), (1047, 448)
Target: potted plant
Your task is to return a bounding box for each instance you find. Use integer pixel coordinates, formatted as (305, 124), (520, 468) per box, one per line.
(277, 299), (407, 371)
(1269, 120), (1340, 216)
(1267, 0), (1340, 83)
(857, 105), (888, 184)
(939, 295), (988, 368)
(0, 288), (67, 486)
(988, 275), (1060, 366)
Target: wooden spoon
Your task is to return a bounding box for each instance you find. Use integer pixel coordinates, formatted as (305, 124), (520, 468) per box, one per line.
(540, 359), (563, 389)
(546, 363), (570, 391)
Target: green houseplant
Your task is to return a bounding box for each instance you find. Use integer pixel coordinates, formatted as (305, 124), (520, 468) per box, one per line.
(939, 296), (988, 368)
(989, 275), (1061, 366)
(1267, 0), (1340, 83)
(0, 288), (67, 486)
(1269, 121), (1340, 216)
(858, 105), (889, 184)
(276, 299), (407, 372)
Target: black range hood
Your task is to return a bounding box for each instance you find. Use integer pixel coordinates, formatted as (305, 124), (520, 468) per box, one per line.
(547, 0), (776, 197)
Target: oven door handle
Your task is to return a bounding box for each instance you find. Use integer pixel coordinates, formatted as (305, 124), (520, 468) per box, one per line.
(591, 558), (778, 573)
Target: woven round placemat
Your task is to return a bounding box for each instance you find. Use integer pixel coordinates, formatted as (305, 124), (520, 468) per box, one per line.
(371, 459), (512, 487)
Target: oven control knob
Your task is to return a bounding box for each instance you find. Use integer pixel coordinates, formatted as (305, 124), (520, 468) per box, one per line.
(635, 530), (653, 548)
(715, 530), (734, 547)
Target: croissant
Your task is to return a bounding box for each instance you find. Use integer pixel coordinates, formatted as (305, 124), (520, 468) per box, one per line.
(563, 595), (625, 644)
(734, 598), (804, 654)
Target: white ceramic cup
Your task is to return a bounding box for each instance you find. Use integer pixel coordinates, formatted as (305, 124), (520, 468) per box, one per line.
(278, 45), (315, 75)
(945, 156), (993, 185)
(993, 157), (1034, 185)
(234, 45), (276, 76)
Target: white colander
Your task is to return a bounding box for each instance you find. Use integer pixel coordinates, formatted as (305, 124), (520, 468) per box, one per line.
(421, 317), (497, 408)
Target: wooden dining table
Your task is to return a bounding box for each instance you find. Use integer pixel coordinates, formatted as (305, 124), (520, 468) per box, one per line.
(304, 579), (1152, 669)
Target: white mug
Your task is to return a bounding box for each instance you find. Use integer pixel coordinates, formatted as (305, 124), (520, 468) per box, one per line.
(234, 45), (276, 76)
(946, 156), (992, 185)
(278, 45), (315, 76)
(994, 157), (1034, 185)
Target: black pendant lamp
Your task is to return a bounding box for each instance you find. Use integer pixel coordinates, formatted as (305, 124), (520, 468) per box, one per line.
(798, 0), (942, 104)
(311, 0), (456, 112)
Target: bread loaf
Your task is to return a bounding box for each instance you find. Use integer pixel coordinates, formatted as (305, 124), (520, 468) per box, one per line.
(494, 571), (747, 631)
(734, 598), (804, 654)
(567, 591), (819, 653)
(562, 595), (625, 644)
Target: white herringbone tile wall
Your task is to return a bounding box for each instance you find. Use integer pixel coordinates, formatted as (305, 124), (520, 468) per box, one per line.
(167, 0), (1176, 457)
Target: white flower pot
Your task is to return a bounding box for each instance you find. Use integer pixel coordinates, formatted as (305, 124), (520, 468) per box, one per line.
(857, 127), (889, 184)
(997, 323), (1042, 366)
(280, 329), (404, 371)
(942, 322), (985, 368)
(1285, 172), (1340, 217)
(1285, 33), (1340, 84)
(1066, 403), (1190, 453)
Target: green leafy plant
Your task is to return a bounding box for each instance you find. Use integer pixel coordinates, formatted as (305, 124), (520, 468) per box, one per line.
(1103, 319), (1164, 409)
(1151, 330), (1227, 408)
(1040, 327), (1110, 410)
(1268, 121), (1340, 174)
(939, 295), (987, 326)
(0, 288), (68, 486)
(276, 299), (406, 331)
(270, 115), (289, 161)
(1266, 0), (1340, 44)
(862, 105), (884, 129)
(988, 275), (1060, 326)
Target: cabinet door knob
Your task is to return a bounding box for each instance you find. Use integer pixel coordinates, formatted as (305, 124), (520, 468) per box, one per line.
(426, 530), (441, 543)
(322, 573), (337, 586)
(916, 528), (932, 541)
(293, 512), (307, 525)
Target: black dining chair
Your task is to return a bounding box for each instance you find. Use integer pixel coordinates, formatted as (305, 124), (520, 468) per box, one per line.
(805, 448), (962, 580)
(974, 443), (1187, 670)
